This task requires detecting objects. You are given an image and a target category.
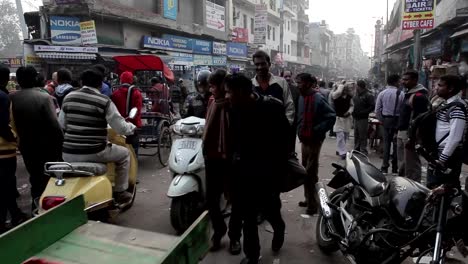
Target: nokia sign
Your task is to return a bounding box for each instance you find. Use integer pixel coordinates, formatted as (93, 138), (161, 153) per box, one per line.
(50, 16), (82, 45)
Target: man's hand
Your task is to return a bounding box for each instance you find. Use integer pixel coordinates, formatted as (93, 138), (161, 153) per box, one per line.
(343, 112), (351, 117)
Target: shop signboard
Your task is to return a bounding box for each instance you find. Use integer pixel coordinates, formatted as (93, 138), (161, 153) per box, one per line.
(34, 45), (98, 53)
(55, 0), (82, 4)
(212, 56), (227, 66)
(193, 39), (212, 54)
(206, 1), (225, 32)
(227, 42), (247, 58)
(423, 39), (441, 56)
(402, 0), (435, 30)
(232, 27), (249, 43)
(80, 20), (98, 45)
(50, 16), (82, 45)
(193, 54), (213, 65)
(162, 34), (193, 52)
(254, 4), (267, 44)
(163, 0), (178, 20)
(213, 42), (227, 55)
(143, 36), (173, 50)
(166, 52), (193, 66)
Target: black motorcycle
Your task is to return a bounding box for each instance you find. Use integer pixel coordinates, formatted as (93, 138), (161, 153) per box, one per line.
(315, 147), (468, 264)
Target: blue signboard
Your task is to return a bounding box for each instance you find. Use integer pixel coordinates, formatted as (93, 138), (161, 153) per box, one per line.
(162, 34), (193, 52)
(50, 16), (82, 45)
(226, 42), (247, 58)
(142, 36), (173, 50)
(212, 56), (227, 66)
(193, 39), (212, 54)
(163, 0), (178, 20)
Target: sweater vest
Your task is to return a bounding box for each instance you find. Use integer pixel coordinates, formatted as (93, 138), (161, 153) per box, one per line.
(62, 88), (110, 155)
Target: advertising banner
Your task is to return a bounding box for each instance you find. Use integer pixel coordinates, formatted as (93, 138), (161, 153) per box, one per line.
(142, 36), (174, 50)
(55, 0), (82, 4)
(162, 34), (193, 52)
(232, 27), (249, 43)
(80, 20), (98, 45)
(227, 42), (247, 58)
(34, 45), (98, 53)
(50, 16), (82, 45)
(193, 54), (213, 65)
(163, 0), (178, 20)
(206, 1), (225, 32)
(213, 42), (227, 55)
(193, 39), (212, 54)
(212, 56), (227, 66)
(254, 5), (267, 44)
(402, 0), (435, 30)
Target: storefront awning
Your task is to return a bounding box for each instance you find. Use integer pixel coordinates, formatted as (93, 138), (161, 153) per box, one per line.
(450, 28), (468, 39)
(36, 52), (97, 60)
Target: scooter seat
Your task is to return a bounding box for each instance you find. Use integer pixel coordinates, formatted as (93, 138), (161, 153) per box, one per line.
(48, 162), (107, 176)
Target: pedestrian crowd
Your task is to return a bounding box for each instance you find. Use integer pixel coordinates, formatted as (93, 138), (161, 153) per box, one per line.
(1, 49), (468, 264)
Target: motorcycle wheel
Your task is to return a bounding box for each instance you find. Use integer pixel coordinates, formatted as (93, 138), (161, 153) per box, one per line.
(170, 192), (202, 234)
(316, 187), (345, 254)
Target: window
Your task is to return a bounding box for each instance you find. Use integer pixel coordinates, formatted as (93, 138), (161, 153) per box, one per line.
(243, 14), (247, 29)
(273, 27), (275, 41)
(284, 44), (286, 53)
(288, 45), (290, 54)
(288, 21), (290, 31)
(250, 18), (254, 33)
(269, 0), (276, 11)
(233, 8), (237, 26)
(268, 25), (271, 40)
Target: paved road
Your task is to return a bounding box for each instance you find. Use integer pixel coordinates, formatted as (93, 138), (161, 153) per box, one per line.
(14, 135), (468, 264)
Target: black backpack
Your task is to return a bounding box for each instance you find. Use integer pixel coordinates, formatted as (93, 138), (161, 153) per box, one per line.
(409, 100), (468, 164)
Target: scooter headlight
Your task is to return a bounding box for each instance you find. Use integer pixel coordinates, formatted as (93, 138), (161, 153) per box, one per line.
(180, 125), (197, 136)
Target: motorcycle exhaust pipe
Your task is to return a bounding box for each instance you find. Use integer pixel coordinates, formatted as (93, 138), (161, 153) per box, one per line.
(316, 182), (333, 219)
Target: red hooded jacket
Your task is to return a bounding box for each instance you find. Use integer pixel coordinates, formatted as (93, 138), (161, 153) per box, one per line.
(111, 84), (143, 128)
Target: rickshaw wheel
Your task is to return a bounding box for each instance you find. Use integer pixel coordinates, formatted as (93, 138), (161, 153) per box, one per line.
(158, 126), (172, 166)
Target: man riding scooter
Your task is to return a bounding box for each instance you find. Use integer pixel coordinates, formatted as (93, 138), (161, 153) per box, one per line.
(58, 69), (136, 204)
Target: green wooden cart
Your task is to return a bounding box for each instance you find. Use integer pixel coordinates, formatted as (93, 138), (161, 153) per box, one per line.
(0, 196), (210, 264)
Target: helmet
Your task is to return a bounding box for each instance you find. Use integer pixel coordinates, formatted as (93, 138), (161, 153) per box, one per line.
(197, 70), (211, 85)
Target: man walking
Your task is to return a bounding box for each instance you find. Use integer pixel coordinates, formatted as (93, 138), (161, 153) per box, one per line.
(427, 75), (467, 188)
(353, 80), (375, 155)
(375, 75), (404, 174)
(226, 73), (289, 264)
(251, 50), (295, 125)
(10, 66), (63, 211)
(397, 70), (429, 181)
(331, 82), (354, 159)
(282, 70), (300, 153)
(296, 73), (336, 215)
(318, 80), (330, 99)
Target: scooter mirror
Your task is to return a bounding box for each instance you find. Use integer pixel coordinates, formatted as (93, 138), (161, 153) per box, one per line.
(128, 107), (138, 119)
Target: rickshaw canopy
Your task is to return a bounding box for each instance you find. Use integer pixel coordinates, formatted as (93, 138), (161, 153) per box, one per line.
(113, 55), (175, 82)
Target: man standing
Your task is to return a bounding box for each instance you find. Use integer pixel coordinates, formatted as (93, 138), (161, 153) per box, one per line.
(226, 73), (289, 264)
(251, 50), (295, 126)
(375, 75), (404, 174)
(427, 75), (467, 188)
(185, 70), (211, 118)
(331, 82), (354, 159)
(59, 69), (136, 204)
(92, 64), (112, 97)
(54, 68), (75, 107)
(0, 65), (26, 232)
(10, 66), (63, 211)
(318, 80), (330, 100)
(111, 71), (143, 154)
(282, 70), (300, 153)
(296, 73), (336, 215)
(353, 80), (375, 155)
(397, 70), (429, 181)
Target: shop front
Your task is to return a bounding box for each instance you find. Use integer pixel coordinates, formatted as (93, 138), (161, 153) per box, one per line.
(226, 42), (248, 74)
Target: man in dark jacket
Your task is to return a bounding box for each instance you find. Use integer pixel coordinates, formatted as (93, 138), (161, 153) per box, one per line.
(226, 73), (289, 264)
(54, 68), (75, 107)
(296, 73), (336, 215)
(353, 80), (375, 154)
(10, 66), (63, 211)
(397, 70), (429, 181)
(185, 70), (211, 118)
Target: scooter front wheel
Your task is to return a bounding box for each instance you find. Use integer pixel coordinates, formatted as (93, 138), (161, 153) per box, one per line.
(170, 192), (203, 234)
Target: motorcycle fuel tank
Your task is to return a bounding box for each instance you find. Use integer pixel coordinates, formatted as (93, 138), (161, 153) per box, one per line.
(386, 177), (429, 227)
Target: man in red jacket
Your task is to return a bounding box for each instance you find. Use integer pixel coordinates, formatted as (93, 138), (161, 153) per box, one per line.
(111, 71), (143, 154)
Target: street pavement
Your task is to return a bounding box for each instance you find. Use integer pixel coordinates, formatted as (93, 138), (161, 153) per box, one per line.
(14, 135), (468, 264)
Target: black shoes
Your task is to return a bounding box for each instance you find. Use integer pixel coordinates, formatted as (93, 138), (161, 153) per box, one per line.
(298, 201), (307, 207)
(113, 191), (133, 204)
(306, 208), (318, 215)
(380, 167), (388, 174)
(240, 257), (261, 264)
(272, 231), (285, 253)
(229, 240), (242, 255)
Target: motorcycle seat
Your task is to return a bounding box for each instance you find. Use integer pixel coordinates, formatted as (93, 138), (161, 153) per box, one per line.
(47, 162), (107, 176)
(351, 152), (387, 197)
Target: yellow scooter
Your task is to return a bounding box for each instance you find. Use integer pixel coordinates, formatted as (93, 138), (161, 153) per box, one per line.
(37, 109), (138, 220)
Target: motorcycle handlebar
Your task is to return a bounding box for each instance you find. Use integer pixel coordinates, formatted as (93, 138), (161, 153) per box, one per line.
(415, 145), (451, 174)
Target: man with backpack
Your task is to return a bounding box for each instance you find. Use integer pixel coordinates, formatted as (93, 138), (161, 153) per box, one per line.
(397, 70), (429, 182)
(111, 71), (143, 154)
(427, 75), (467, 188)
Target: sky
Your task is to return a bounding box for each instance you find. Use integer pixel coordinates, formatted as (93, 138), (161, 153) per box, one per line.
(307, 0), (398, 55)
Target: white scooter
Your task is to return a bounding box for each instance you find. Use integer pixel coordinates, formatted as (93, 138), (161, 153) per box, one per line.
(167, 116), (207, 233)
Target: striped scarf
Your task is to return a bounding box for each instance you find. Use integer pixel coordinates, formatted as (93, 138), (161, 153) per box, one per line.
(300, 92), (316, 144)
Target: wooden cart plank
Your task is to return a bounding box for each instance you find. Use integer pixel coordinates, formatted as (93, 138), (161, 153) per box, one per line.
(74, 221), (178, 252)
(0, 196), (87, 264)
